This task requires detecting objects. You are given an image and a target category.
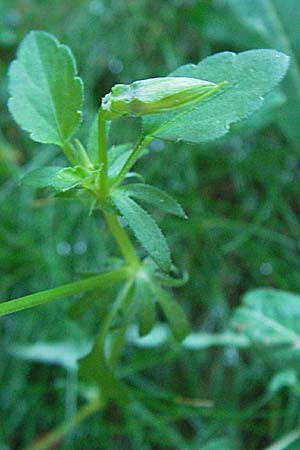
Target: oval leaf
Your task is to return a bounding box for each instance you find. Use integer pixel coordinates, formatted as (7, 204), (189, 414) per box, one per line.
(143, 49), (289, 143)
(133, 277), (157, 337)
(155, 286), (190, 341)
(8, 31), (83, 146)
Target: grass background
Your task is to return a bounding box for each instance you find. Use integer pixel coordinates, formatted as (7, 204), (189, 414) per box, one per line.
(1, 1), (300, 449)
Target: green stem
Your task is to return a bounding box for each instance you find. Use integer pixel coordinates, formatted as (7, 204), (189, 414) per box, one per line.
(25, 398), (103, 450)
(98, 109), (109, 197)
(112, 135), (153, 188)
(104, 212), (140, 268)
(63, 141), (76, 165)
(0, 268), (129, 317)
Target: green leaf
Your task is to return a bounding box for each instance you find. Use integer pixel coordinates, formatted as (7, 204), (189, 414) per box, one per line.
(133, 277), (157, 337)
(231, 288), (300, 367)
(183, 332), (249, 350)
(22, 166), (63, 188)
(9, 339), (92, 371)
(54, 166), (87, 191)
(155, 287), (190, 341)
(112, 192), (171, 272)
(204, 0), (300, 147)
(120, 183), (186, 218)
(108, 144), (132, 179)
(8, 31), (83, 146)
(269, 370), (298, 394)
(153, 271), (188, 288)
(143, 49), (289, 143)
(22, 165), (101, 192)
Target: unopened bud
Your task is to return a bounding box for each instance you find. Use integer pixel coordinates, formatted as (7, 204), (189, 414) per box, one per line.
(101, 77), (225, 120)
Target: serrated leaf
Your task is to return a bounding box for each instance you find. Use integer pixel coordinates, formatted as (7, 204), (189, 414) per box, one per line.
(112, 192), (171, 272)
(204, 0), (300, 147)
(8, 31), (83, 146)
(231, 288), (300, 367)
(143, 49), (289, 143)
(120, 183), (186, 218)
(133, 277), (157, 337)
(155, 286), (190, 341)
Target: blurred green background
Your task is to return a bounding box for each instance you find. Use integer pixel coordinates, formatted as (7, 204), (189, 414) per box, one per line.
(1, 1), (300, 449)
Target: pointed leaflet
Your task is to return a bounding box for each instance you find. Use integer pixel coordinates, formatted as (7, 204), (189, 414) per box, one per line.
(8, 31), (83, 146)
(143, 50), (289, 143)
(120, 183), (186, 218)
(155, 286), (190, 341)
(112, 192), (171, 272)
(133, 277), (157, 337)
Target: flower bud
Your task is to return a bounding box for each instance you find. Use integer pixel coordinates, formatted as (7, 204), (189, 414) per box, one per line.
(101, 77), (225, 120)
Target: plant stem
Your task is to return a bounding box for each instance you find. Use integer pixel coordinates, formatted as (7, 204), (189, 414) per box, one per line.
(112, 134), (153, 188)
(98, 109), (109, 197)
(63, 141), (76, 165)
(104, 212), (140, 268)
(25, 397), (103, 450)
(0, 268), (129, 317)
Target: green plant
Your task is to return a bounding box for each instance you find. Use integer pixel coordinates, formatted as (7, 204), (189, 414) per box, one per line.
(1, 30), (290, 448)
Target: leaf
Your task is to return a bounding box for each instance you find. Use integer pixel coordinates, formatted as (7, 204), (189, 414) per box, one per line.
(203, 0), (300, 146)
(22, 166), (63, 188)
(9, 339), (92, 371)
(183, 332), (249, 350)
(133, 277), (157, 336)
(54, 167), (87, 191)
(112, 192), (171, 272)
(108, 144), (132, 179)
(153, 270), (189, 288)
(155, 287), (190, 341)
(8, 31), (83, 146)
(142, 49), (289, 143)
(68, 284), (116, 320)
(269, 370), (298, 394)
(231, 288), (300, 367)
(120, 183), (186, 218)
(22, 166), (90, 192)
(126, 323), (170, 348)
